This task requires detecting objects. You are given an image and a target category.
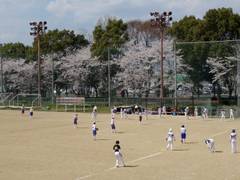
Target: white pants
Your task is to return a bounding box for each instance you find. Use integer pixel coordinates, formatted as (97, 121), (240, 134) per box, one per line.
(115, 152), (125, 167)
(221, 114), (225, 120)
(92, 112), (96, 122)
(230, 114), (234, 120)
(166, 141), (173, 150)
(231, 141), (237, 153)
(208, 142), (215, 152)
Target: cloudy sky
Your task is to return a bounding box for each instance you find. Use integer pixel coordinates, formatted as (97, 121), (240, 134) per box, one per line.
(0, 0), (239, 45)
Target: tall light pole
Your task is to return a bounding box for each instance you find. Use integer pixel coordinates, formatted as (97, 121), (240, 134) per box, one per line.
(108, 47), (111, 108)
(0, 43), (3, 93)
(29, 21), (47, 106)
(150, 11), (172, 106)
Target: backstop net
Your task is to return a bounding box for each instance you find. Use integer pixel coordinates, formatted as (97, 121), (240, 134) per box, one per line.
(174, 39), (240, 117)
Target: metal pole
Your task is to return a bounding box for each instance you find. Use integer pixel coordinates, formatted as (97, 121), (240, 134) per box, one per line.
(174, 40), (177, 111)
(108, 47), (111, 108)
(37, 34), (41, 107)
(52, 53), (54, 104)
(160, 29), (164, 106)
(237, 54), (240, 117)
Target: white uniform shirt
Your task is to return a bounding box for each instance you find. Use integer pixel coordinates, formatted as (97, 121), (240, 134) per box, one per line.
(181, 127), (186, 134)
(230, 132), (237, 142)
(167, 132), (174, 142)
(92, 124), (96, 131)
(111, 118), (115, 125)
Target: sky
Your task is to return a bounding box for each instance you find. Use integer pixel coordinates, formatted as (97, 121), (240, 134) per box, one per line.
(0, 0), (239, 45)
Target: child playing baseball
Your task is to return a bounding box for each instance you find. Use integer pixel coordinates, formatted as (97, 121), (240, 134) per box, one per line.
(92, 122), (98, 140)
(180, 125), (187, 143)
(220, 109), (225, 120)
(113, 140), (125, 167)
(166, 128), (175, 151)
(139, 112), (142, 123)
(21, 104), (25, 115)
(185, 106), (189, 119)
(29, 107), (33, 118)
(92, 106), (97, 122)
(120, 108), (123, 119)
(229, 108), (234, 120)
(204, 138), (215, 153)
(73, 114), (78, 128)
(111, 116), (116, 133)
(230, 129), (237, 153)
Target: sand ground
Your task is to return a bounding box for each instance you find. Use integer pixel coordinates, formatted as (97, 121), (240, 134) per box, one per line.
(0, 110), (240, 180)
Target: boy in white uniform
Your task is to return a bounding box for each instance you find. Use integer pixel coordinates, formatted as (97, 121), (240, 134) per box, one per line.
(166, 128), (175, 151)
(158, 107), (162, 116)
(123, 108), (127, 119)
(185, 106), (189, 119)
(194, 106), (198, 117)
(162, 106), (166, 115)
(220, 109), (225, 120)
(113, 140), (125, 167)
(202, 107), (208, 119)
(230, 129), (237, 153)
(92, 122), (98, 140)
(204, 138), (215, 152)
(111, 116), (116, 133)
(120, 108), (123, 119)
(180, 125), (187, 143)
(92, 106), (97, 122)
(229, 108), (234, 120)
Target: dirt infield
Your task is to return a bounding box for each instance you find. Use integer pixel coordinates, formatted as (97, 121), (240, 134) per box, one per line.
(0, 110), (240, 180)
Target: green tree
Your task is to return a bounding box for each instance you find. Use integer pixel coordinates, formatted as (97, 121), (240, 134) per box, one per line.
(0, 43), (28, 59)
(91, 18), (128, 60)
(32, 29), (89, 57)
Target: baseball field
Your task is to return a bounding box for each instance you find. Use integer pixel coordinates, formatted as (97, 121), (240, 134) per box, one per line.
(0, 110), (239, 180)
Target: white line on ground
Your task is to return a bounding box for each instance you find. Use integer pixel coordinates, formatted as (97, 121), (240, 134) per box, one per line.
(75, 129), (229, 180)
(211, 130), (229, 138)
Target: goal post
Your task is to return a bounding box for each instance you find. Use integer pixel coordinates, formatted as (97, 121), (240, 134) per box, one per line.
(56, 97), (85, 112)
(8, 93), (41, 108)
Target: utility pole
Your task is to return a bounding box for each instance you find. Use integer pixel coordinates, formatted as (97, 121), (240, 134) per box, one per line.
(108, 47), (111, 108)
(0, 43), (3, 93)
(174, 40), (177, 112)
(0, 57), (3, 93)
(52, 53), (55, 104)
(150, 11), (172, 106)
(29, 21), (47, 106)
